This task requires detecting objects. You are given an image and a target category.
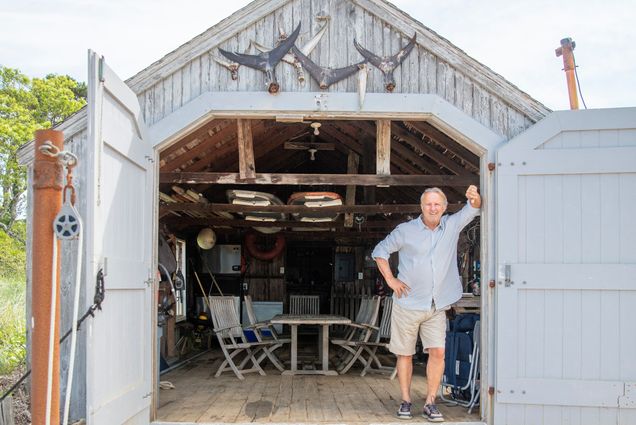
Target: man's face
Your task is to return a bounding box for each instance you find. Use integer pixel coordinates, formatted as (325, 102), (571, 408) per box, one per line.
(421, 192), (447, 225)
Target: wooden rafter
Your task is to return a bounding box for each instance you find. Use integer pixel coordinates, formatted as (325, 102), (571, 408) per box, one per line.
(160, 120), (238, 171)
(184, 120), (269, 172)
(404, 121), (480, 169)
(159, 119), (230, 163)
(391, 123), (471, 175)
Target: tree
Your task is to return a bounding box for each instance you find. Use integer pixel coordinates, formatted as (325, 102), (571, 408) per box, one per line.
(0, 67), (86, 234)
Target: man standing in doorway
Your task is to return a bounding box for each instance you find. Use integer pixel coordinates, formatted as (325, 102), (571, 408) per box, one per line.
(372, 185), (481, 422)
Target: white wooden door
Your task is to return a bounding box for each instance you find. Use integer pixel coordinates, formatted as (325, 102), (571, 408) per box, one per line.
(85, 51), (155, 425)
(494, 108), (636, 424)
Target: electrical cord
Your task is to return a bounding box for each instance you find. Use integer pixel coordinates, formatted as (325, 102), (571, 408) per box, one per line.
(573, 55), (588, 109)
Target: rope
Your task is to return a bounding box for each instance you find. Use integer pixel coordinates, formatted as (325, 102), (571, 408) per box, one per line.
(0, 272), (105, 403)
(572, 55), (588, 109)
(62, 211), (83, 425)
(45, 236), (58, 425)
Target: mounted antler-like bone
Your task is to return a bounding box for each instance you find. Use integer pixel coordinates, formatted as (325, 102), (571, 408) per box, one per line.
(353, 33), (417, 92)
(292, 46), (365, 90)
(251, 22), (329, 85)
(211, 55), (240, 80)
(218, 23), (301, 93)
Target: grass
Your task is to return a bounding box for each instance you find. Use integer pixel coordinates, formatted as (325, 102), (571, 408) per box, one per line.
(0, 275), (26, 375)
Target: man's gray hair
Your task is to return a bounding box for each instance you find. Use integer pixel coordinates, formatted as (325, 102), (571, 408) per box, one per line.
(420, 187), (448, 207)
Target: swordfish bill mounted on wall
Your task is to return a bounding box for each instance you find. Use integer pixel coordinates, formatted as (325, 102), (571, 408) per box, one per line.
(354, 33), (417, 92)
(218, 23), (301, 94)
(291, 45), (366, 90)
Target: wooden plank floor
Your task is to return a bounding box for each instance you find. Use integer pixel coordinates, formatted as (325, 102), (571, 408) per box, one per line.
(156, 350), (481, 423)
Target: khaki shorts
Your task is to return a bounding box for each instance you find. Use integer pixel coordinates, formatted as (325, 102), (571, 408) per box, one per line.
(388, 302), (447, 355)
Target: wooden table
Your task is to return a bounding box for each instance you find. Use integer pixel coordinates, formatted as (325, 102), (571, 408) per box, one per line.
(270, 314), (351, 375)
(453, 296), (481, 313)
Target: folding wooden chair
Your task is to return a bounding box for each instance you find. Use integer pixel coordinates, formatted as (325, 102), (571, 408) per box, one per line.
(243, 295), (290, 371)
(358, 297), (397, 379)
(331, 296), (381, 373)
(208, 296), (278, 380)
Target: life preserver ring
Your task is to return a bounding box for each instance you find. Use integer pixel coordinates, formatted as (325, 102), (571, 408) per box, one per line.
(244, 232), (286, 261)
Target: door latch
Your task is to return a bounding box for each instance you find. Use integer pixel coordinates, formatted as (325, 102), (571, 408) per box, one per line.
(504, 264), (513, 287)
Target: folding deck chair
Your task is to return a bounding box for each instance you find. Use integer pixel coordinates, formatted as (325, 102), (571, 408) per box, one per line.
(357, 297), (397, 379)
(441, 316), (480, 411)
(208, 296), (280, 380)
(243, 295), (290, 371)
(331, 295), (381, 373)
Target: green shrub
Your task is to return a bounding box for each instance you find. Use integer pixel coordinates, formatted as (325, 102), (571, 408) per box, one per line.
(0, 277), (26, 374)
(0, 224), (26, 280)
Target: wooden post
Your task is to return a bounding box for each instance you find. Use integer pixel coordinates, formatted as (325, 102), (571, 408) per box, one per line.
(32, 129), (63, 425)
(362, 136), (376, 205)
(376, 119), (391, 175)
(344, 151), (359, 227)
(236, 119), (256, 179)
(555, 38), (579, 110)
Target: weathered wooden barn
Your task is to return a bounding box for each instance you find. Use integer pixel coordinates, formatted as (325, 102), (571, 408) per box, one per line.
(17, 0), (636, 424)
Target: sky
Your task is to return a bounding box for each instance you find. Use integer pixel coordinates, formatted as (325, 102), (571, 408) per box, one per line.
(1, 0), (634, 111)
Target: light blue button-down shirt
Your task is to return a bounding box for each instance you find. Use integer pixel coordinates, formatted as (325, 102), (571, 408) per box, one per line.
(372, 203), (479, 311)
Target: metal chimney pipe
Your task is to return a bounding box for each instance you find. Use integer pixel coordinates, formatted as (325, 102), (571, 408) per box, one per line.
(32, 129), (64, 425)
(555, 38), (579, 110)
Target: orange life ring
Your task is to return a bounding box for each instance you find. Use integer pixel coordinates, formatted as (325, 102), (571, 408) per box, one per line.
(244, 232), (286, 261)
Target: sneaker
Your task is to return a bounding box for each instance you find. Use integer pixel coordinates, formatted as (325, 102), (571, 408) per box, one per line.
(422, 404), (444, 422)
(396, 401), (413, 419)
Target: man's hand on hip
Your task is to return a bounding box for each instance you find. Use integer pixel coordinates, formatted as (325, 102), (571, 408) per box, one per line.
(387, 277), (411, 298)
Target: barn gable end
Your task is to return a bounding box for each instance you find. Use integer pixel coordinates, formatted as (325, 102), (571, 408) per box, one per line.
(128, 0), (548, 137)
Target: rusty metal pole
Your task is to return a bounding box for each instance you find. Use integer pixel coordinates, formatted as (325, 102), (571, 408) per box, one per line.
(555, 37), (579, 110)
(31, 129), (64, 425)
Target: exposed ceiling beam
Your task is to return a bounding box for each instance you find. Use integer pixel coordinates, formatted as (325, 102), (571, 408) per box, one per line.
(159, 119), (230, 162)
(182, 120), (270, 173)
(404, 121), (480, 169)
(160, 172), (479, 186)
(160, 120), (240, 171)
(159, 202), (463, 214)
(163, 217), (409, 229)
(391, 122), (471, 175)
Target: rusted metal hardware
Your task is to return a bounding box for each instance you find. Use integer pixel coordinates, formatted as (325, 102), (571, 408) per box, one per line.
(488, 162), (496, 171)
(489, 279), (496, 288)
